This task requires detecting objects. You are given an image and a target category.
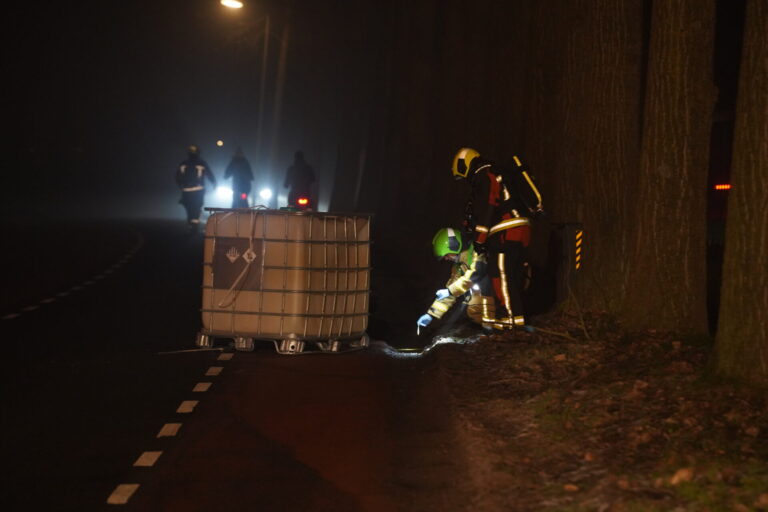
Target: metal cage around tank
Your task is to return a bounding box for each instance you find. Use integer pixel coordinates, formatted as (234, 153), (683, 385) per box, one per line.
(195, 208), (372, 354)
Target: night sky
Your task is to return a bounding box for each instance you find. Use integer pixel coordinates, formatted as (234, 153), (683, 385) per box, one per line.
(3, 0), (744, 223)
(4, 0), (358, 220)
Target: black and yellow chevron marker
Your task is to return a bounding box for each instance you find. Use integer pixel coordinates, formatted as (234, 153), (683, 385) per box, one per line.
(575, 230), (583, 270)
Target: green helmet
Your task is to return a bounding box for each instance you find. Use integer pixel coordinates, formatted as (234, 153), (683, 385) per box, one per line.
(432, 227), (464, 259)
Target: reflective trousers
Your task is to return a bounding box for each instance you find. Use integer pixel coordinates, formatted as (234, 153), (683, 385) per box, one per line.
(487, 239), (527, 328)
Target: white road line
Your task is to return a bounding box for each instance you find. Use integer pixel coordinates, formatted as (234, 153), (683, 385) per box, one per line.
(22, 305), (39, 312)
(177, 400), (198, 413)
(134, 451), (162, 467)
(157, 347), (223, 355)
(157, 423), (182, 438)
(217, 353), (234, 361)
(2, 313), (21, 320)
(40, 298), (56, 304)
(205, 366), (223, 376)
(107, 484), (140, 505)
(57, 292), (70, 297)
(193, 382), (212, 392)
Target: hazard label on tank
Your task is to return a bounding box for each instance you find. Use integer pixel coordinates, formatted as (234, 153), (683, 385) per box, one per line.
(213, 237), (264, 290)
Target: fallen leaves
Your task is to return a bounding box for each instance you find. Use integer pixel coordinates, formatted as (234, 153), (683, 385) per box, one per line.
(435, 311), (768, 511)
(669, 467), (694, 485)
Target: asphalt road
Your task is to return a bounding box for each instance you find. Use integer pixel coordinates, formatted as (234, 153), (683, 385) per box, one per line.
(1, 219), (467, 512)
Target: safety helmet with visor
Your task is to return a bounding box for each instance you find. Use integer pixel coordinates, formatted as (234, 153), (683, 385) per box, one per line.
(451, 147), (481, 179)
(432, 227), (465, 260)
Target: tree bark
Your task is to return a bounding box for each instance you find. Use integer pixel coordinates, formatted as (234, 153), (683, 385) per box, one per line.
(523, 0), (644, 313)
(714, 0), (768, 386)
(622, 0), (716, 332)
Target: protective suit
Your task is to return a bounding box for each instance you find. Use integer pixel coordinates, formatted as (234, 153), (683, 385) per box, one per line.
(176, 145), (217, 232)
(418, 228), (496, 330)
(452, 148), (544, 329)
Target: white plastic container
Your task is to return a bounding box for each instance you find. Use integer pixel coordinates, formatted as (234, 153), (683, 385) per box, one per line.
(197, 209), (371, 353)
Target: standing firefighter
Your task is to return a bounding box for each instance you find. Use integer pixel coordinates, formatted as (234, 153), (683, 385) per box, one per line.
(176, 145), (217, 233)
(224, 146), (254, 208)
(417, 227), (495, 332)
(452, 147), (543, 329)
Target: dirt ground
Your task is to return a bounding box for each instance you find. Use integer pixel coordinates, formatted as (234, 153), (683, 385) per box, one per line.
(425, 311), (768, 511)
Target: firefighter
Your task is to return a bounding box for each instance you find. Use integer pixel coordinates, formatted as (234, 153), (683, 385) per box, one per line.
(417, 227), (496, 331)
(176, 145), (217, 232)
(451, 147), (544, 329)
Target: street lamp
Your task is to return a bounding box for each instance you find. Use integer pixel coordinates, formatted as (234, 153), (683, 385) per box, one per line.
(219, 2), (290, 199)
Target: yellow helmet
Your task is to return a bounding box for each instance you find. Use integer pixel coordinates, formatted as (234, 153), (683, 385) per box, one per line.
(451, 147), (480, 179)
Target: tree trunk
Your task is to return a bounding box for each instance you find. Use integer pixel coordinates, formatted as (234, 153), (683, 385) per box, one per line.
(714, 0), (768, 387)
(523, 0), (644, 313)
(622, 0), (716, 332)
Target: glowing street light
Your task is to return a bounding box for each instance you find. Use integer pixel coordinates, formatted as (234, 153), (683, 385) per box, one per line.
(216, 140), (224, 147)
(220, 0), (243, 8)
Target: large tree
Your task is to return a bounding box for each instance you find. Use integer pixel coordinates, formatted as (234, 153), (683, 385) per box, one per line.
(622, 0), (717, 332)
(714, 0), (768, 387)
(524, 0), (644, 313)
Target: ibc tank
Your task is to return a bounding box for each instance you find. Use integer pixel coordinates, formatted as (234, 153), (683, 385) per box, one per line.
(201, 209), (371, 344)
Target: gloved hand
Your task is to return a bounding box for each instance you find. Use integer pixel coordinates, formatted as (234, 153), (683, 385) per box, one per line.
(474, 242), (486, 255)
(417, 313), (433, 328)
(435, 288), (451, 300)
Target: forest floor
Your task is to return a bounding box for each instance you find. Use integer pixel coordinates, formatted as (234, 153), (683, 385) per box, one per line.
(431, 311), (768, 511)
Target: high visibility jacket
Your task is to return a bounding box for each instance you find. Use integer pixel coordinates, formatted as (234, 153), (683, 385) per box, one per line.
(468, 155), (542, 246)
(427, 249), (487, 319)
(176, 157), (217, 192)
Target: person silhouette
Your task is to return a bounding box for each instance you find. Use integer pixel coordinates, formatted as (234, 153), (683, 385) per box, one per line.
(283, 150), (315, 209)
(224, 147), (254, 208)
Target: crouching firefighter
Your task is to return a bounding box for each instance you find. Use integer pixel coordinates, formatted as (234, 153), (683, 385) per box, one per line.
(451, 147), (544, 330)
(417, 227), (496, 332)
(176, 145), (217, 232)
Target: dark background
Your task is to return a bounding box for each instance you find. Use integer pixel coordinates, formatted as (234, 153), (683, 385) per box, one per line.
(2, 0), (746, 335)
(3, 0), (369, 219)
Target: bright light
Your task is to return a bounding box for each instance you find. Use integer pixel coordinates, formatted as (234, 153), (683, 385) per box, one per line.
(216, 186), (233, 200)
(714, 184), (731, 191)
(240, 193), (247, 200)
(220, 0), (243, 8)
(259, 188), (273, 200)
(216, 140), (224, 147)
(297, 197), (309, 206)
